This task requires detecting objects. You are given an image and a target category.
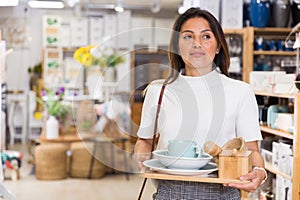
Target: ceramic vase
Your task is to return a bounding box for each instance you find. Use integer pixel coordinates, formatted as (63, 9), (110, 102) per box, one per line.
(250, 0), (271, 27)
(271, 0), (290, 27)
(104, 67), (117, 82)
(46, 115), (59, 139)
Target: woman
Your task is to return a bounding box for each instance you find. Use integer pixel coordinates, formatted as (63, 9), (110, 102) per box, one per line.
(134, 8), (266, 199)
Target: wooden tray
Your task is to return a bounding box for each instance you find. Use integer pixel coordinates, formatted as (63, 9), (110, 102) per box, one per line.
(141, 172), (249, 184)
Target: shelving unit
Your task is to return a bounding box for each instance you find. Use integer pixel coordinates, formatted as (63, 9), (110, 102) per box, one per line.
(255, 91), (300, 200)
(223, 28), (248, 81)
(225, 27), (294, 83)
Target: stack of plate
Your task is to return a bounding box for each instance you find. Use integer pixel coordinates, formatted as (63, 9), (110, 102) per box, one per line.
(143, 150), (218, 176)
(152, 150), (212, 170)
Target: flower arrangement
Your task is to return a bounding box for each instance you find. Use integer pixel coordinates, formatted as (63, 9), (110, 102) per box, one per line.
(73, 45), (125, 68)
(36, 87), (70, 119)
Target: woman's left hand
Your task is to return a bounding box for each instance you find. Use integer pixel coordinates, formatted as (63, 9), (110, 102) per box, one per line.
(223, 168), (266, 192)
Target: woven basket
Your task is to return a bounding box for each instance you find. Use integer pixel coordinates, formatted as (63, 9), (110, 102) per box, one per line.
(35, 143), (68, 180)
(70, 142), (106, 179)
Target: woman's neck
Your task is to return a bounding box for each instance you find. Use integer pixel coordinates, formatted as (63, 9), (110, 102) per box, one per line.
(185, 66), (212, 76)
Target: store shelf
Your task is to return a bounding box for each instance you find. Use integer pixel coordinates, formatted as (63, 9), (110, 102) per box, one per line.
(260, 125), (294, 140)
(223, 29), (245, 35)
(265, 163), (292, 180)
(253, 27), (292, 35)
(256, 92), (300, 200)
(254, 50), (296, 56)
(254, 91), (296, 99)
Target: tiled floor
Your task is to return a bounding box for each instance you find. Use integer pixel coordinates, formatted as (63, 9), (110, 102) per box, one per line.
(1, 143), (156, 200)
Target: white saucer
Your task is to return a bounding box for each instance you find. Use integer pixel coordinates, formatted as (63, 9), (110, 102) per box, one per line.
(143, 159), (218, 176)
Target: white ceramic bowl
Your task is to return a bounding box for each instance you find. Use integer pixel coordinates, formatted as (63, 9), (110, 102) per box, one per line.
(152, 149), (212, 170)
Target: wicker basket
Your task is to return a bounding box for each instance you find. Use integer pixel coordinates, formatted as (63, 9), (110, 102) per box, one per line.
(70, 142), (106, 179)
(35, 143), (68, 180)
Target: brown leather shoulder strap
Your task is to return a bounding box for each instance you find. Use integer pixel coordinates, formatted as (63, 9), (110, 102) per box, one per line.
(138, 83), (167, 200)
(150, 83), (166, 153)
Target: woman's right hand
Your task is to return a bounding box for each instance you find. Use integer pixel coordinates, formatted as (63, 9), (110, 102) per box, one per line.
(133, 138), (154, 172)
(133, 152), (151, 172)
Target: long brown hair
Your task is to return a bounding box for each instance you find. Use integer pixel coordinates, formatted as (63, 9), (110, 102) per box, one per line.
(167, 8), (230, 83)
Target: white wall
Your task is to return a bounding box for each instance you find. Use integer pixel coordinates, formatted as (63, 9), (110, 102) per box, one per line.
(0, 5), (176, 92)
(0, 6), (76, 91)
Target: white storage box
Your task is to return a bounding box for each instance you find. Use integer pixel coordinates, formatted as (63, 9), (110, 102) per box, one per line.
(200, 0), (220, 20)
(276, 175), (292, 200)
(71, 18), (88, 47)
(249, 71), (286, 92)
(221, 0), (243, 29)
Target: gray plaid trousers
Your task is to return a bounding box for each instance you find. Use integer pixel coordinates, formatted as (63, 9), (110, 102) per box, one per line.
(154, 180), (241, 200)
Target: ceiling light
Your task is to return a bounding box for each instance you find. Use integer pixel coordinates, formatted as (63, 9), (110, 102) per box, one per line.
(66, 0), (79, 8)
(28, 0), (64, 9)
(115, 5), (124, 12)
(115, 0), (124, 12)
(178, 6), (186, 14)
(151, 0), (161, 13)
(0, 0), (19, 6)
(178, 0), (192, 14)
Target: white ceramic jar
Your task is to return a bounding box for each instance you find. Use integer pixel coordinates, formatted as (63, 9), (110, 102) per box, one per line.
(46, 115), (59, 139)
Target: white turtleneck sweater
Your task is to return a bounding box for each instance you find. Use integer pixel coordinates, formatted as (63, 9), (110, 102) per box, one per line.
(137, 70), (262, 149)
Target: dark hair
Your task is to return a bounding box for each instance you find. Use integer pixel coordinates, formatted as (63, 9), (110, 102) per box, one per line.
(167, 7), (230, 83)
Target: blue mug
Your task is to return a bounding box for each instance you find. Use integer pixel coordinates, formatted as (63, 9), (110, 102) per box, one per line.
(168, 140), (202, 158)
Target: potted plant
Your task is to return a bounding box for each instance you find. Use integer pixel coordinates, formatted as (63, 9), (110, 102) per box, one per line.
(36, 87), (70, 139)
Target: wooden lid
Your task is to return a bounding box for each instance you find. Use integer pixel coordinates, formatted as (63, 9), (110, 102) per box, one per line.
(219, 149), (252, 157)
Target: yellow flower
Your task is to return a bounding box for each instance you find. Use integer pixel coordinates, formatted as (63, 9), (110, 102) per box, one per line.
(73, 45), (97, 67)
(74, 45), (125, 68)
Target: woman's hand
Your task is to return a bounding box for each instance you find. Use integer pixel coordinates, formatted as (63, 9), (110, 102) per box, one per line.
(224, 167), (267, 192)
(134, 138), (154, 173)
(133, 153), (151, 172)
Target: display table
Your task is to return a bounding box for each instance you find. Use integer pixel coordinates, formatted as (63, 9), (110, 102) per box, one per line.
(38, 130), (98, 143)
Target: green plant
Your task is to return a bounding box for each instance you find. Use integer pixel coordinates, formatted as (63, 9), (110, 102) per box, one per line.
(36, 87), (70, 119)
(28, 62), (42, 76)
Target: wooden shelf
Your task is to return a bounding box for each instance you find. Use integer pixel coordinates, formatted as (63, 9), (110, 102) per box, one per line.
(223, 29), (245, 35)
(260, 125), (294, 140)
(62, 47), (77, 52)
(254, 91), (296, 99)
(254, 50), (296, 56)
(253, 27), (292, 35)
(265, 163), (292, 180)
